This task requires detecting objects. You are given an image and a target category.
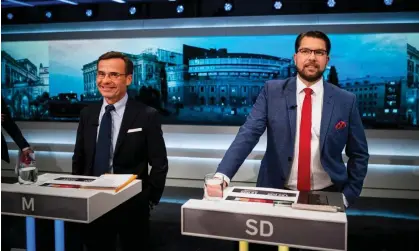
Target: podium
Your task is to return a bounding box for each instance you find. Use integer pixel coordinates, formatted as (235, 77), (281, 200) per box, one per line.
(1, 173), (142, 251)
(181, 190), (347, 251)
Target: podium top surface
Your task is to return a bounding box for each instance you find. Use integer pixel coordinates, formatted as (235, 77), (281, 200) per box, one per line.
(1, 173), (141, 199)
(183, 186), (347, 224)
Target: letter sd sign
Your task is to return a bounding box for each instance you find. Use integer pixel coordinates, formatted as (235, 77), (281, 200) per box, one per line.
(182, 208), (346, 251)
(245, 219), (273, 237)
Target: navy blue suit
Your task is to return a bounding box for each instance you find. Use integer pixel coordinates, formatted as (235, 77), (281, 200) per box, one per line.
(216, 77), (369, 206)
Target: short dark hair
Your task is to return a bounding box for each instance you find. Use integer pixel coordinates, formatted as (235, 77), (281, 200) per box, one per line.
(97, 51), (134, 75)
(295, 31), (331, 55)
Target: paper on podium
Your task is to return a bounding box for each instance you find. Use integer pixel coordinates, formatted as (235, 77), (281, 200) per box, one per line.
(291, 191), (345, 213)
(223, 186), (299, 206)
(82, 174), (137, 192)
(39, 174), (137, 193)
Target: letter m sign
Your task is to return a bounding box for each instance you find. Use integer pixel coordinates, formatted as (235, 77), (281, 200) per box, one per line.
(22, 197), (35, 212)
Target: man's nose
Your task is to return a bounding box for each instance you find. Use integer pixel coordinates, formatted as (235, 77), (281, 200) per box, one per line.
(308, 51), (316, 60)
(102, 74), (112, 82)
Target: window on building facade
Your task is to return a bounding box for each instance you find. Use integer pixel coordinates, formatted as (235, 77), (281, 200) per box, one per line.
(210, 97), (215, 105)
(408, 60), (414, 72)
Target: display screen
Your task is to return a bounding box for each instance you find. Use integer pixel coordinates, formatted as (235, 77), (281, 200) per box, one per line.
(1, 33), (418, 129)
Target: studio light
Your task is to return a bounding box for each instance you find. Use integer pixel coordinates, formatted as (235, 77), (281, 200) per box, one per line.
(384, 0), (393, 6)
(176, 4), (184, 13)
(129, 6), (136, 15)
(5, 0), (34, 7)
(327, 0), (336, 8)
(57, 0), (78, 5)
(224, 1), (233, 12)
(7, 13), (13, 20)
(86, 9), (93, 17)
(45, 11), (52, 18)
(273, 1), (282, 10)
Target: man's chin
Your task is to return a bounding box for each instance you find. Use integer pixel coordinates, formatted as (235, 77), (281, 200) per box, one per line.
(298, 72), (323, 83)
(99, 91), (115, 98)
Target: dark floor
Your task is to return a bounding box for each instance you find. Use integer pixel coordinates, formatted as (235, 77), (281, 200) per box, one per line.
(2, 179), (419, 251)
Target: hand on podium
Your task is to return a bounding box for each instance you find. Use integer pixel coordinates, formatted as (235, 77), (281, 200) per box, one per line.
(204, 173), (227, 200)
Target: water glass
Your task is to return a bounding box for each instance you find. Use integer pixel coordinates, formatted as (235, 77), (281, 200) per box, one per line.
(16, 151), (38, 185)
(204, 173), (224, 200)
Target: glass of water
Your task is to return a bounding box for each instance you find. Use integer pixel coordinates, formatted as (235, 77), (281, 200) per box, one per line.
(204, 173), (224, 201)
(16, 150), (38, 185)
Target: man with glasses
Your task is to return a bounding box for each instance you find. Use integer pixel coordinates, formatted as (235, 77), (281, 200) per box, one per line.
(208, 31), (369, 250)
(72, 51), (168, 251)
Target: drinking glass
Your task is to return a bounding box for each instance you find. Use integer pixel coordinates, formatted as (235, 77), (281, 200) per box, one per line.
(204, 173), (224, 200)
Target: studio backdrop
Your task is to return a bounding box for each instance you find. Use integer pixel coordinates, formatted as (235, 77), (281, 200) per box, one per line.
(2, 32), (419, 129)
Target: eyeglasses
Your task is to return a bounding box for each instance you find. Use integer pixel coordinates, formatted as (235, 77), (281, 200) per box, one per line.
(96, 71), (128, 81)
(298, 48), (328, 57)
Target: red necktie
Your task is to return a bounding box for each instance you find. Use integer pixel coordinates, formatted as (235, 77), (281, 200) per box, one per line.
(297, 88), (312, 191)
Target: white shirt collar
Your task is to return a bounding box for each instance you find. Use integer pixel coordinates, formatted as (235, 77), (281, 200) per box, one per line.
(102, 93), (128, 117)
(296, 75), (324, 96)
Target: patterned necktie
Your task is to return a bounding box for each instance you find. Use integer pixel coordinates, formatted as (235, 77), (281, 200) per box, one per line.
(297, 88), (313, 191)
(93, 104), (115, 176)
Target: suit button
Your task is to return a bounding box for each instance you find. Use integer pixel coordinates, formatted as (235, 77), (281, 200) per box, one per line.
(288, 157), (293, 161)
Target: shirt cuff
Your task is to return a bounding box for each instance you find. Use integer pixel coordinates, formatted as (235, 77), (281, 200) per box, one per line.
(342, 194), (348, 208)
(22, 147), (31, 152)
(215, 172), (231, 185)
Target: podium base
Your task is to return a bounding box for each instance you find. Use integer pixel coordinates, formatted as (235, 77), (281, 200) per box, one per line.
(239, 241), (289, 251)
(239, 241), (248, 251)
(55, 220), (65, 251)
(25, 217), (65, 251)
(26, 217), (36, 251)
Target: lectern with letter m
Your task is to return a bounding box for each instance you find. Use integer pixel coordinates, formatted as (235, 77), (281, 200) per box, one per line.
(1, 173), (142, 251)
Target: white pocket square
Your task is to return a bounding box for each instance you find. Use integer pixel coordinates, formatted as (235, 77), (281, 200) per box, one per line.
(128, 128), (142, 133)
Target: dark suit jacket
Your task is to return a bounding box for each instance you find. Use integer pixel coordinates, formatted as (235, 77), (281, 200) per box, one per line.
(72, 98), (169, 205)
(216, 77), (369, 206)
(1, 96), (30, 163)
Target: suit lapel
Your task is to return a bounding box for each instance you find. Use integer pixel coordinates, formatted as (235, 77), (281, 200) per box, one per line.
(320, 83), (335, 152)
(86, 104), (102, 168)
(284, 78), (297, 149)
(114, 99), (140, 158)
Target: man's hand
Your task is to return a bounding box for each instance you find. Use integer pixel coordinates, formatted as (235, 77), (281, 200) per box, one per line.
(21, 147), (34, 159)
(204, 181), (227, 199)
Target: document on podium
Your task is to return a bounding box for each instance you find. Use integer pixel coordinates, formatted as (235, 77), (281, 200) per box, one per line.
(39, 174), (137, 192)
(39, 176), (97, 188)
(223, 186), (299, 206)
(81, 174), (137, 192)
(292, 191), (345, 213)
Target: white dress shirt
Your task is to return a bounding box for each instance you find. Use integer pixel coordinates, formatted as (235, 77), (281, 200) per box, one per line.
(285, 76), (333, 190)
(97, 93), (128, 172)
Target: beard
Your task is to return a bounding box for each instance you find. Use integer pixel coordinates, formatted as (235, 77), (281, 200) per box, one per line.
(296, 63), (325, 83)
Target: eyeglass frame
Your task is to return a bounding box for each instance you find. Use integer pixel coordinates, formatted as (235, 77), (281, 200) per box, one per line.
(96, 71), (130, 80)
(297, 48), (328, 57)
